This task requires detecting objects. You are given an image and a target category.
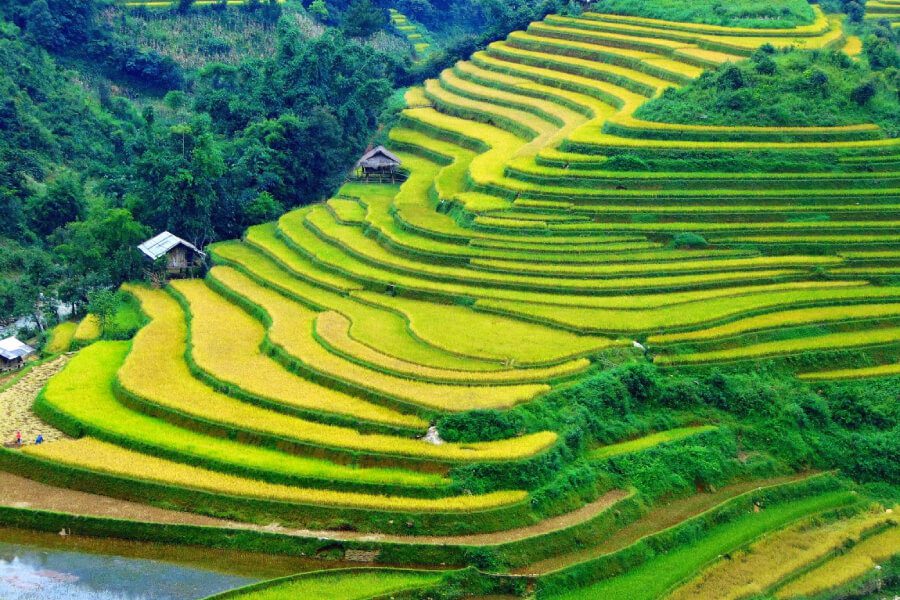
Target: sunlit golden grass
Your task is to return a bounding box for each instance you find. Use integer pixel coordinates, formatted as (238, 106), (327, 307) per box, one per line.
(453, 60), (614, 122)
(799, 362), (900, 381)
(211, 242), (512, 372)
(73, 315), (101, 342)
(45, 321), (77, 354)
(210, 265), (555, 412)
(506, 29), (704, 81)
(245, 223), (362, 293)
(712, 234), (900, 244)
(304, 203), (805, 294)
(774, 521), (900, 598)
(485, 40), (669, 96)
(41, 341), (441, 488)
(353, 291), (620, 366)
(670, 510), (897, 600)
(122, 285), (555, 462)
(590, 426), (716, 460)
(326, 198), (366, 224)
(388, 129), (475, 206)
(439, 67), (585, 133)
(401, 95), (529, 193)
(575, 8), (828, 36)
(230, 570), (443, 600)
(658, 327), (900, 365)
(470, 49), (646, 114)
(170, 278), (422, 429)
(650, 303), (900, 344)
(314, 310), (590, 383)
(470, 255), (842, 277)
(26, 438), (528, 512)
(568, 124), (900, 151)
(478, 283), (900, 332)
(214, 240), (613, 369)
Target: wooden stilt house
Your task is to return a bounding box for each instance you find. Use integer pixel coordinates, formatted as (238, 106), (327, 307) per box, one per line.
(355, 146), (405, 182)
(138, 231), (206, 279)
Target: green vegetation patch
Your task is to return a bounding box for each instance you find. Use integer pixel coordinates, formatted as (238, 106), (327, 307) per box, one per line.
(589, 426), (717, 460)
(636, 49), (900, 135)
(545, 490), (857, 599)
(590, 0), (816, 28)
(38, 341), (442, 489)
(217, 569), (443, 599)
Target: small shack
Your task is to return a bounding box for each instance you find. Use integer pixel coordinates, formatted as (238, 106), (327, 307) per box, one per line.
(0, 337), (35, 372)
(355, 146), (404, 182)
(138, 231), (206, 278)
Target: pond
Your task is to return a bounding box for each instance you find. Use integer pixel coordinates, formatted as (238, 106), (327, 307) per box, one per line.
(0, 536), (257, 600)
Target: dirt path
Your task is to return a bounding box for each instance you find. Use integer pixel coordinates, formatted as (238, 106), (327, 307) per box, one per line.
(513, 473), (813, 576)
(0, 471), (242, 527)
(257, 488), (629, 546)
(0, 470), (627, 547)
(0, 356), (69, 446)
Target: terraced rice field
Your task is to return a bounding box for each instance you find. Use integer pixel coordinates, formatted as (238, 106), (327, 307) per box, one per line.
(215, 569), (444, 600)
(589, 425), (717, 459)
(4, 6), (898, 599)
(866, 0), (900, 28)
(390, 9), (432, 60)
(44, 322), (76, 354)
(774, 522), (900, 598)
(543, 490), (860, 599)
(669, 509), (898, 599)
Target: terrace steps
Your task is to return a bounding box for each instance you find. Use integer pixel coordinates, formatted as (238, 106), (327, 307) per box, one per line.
(8, 9), (898, 594)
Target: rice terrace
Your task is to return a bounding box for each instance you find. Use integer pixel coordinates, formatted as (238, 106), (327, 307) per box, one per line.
(0, 0), (897, 597)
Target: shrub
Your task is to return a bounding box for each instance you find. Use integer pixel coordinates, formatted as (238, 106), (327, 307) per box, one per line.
(851, 79), (878, 105)
(671, 232), (708, 248)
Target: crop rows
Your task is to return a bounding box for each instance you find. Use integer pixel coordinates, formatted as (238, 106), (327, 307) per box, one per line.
(13, 8), (899, 593)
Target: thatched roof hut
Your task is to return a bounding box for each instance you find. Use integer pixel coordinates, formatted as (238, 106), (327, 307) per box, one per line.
(355, 146), (404, 182)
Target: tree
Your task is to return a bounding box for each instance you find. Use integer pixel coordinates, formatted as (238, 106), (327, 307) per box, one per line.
(806, 68), (830, 97)
(23, 0), (58, 50)
(844, 1), (865, 23)
(244, 191), (284, 224)
(163, 90), (188, 112)
(87, 289), (116, 335)
(130, 123), (223, 247)
(233, 109), (347, 206)
(22, 0), (98, 51)
(309, 0), (329, 22)
(55, 208), (151, 289)
(850, 79), (877, 105)
(27, 171), (86, 237)
(178, 0), (196, 14)
(342, 0), (388, 38)
(865, 36), (900, 70)
(752, 48), (777, 75)
(718, 65), (745, 90)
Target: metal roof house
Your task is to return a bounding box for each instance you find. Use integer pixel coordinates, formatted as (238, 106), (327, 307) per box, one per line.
(0, 336), (35, 371)
(138, 232), (206, 277)
(355, 146), (405, 182)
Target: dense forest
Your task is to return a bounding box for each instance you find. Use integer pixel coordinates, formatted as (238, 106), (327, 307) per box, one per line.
(0, 0), (566, 335)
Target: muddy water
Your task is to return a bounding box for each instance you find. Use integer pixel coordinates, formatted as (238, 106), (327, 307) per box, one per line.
(0, 537), (258, 599)
(0, 526), (365, 599)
